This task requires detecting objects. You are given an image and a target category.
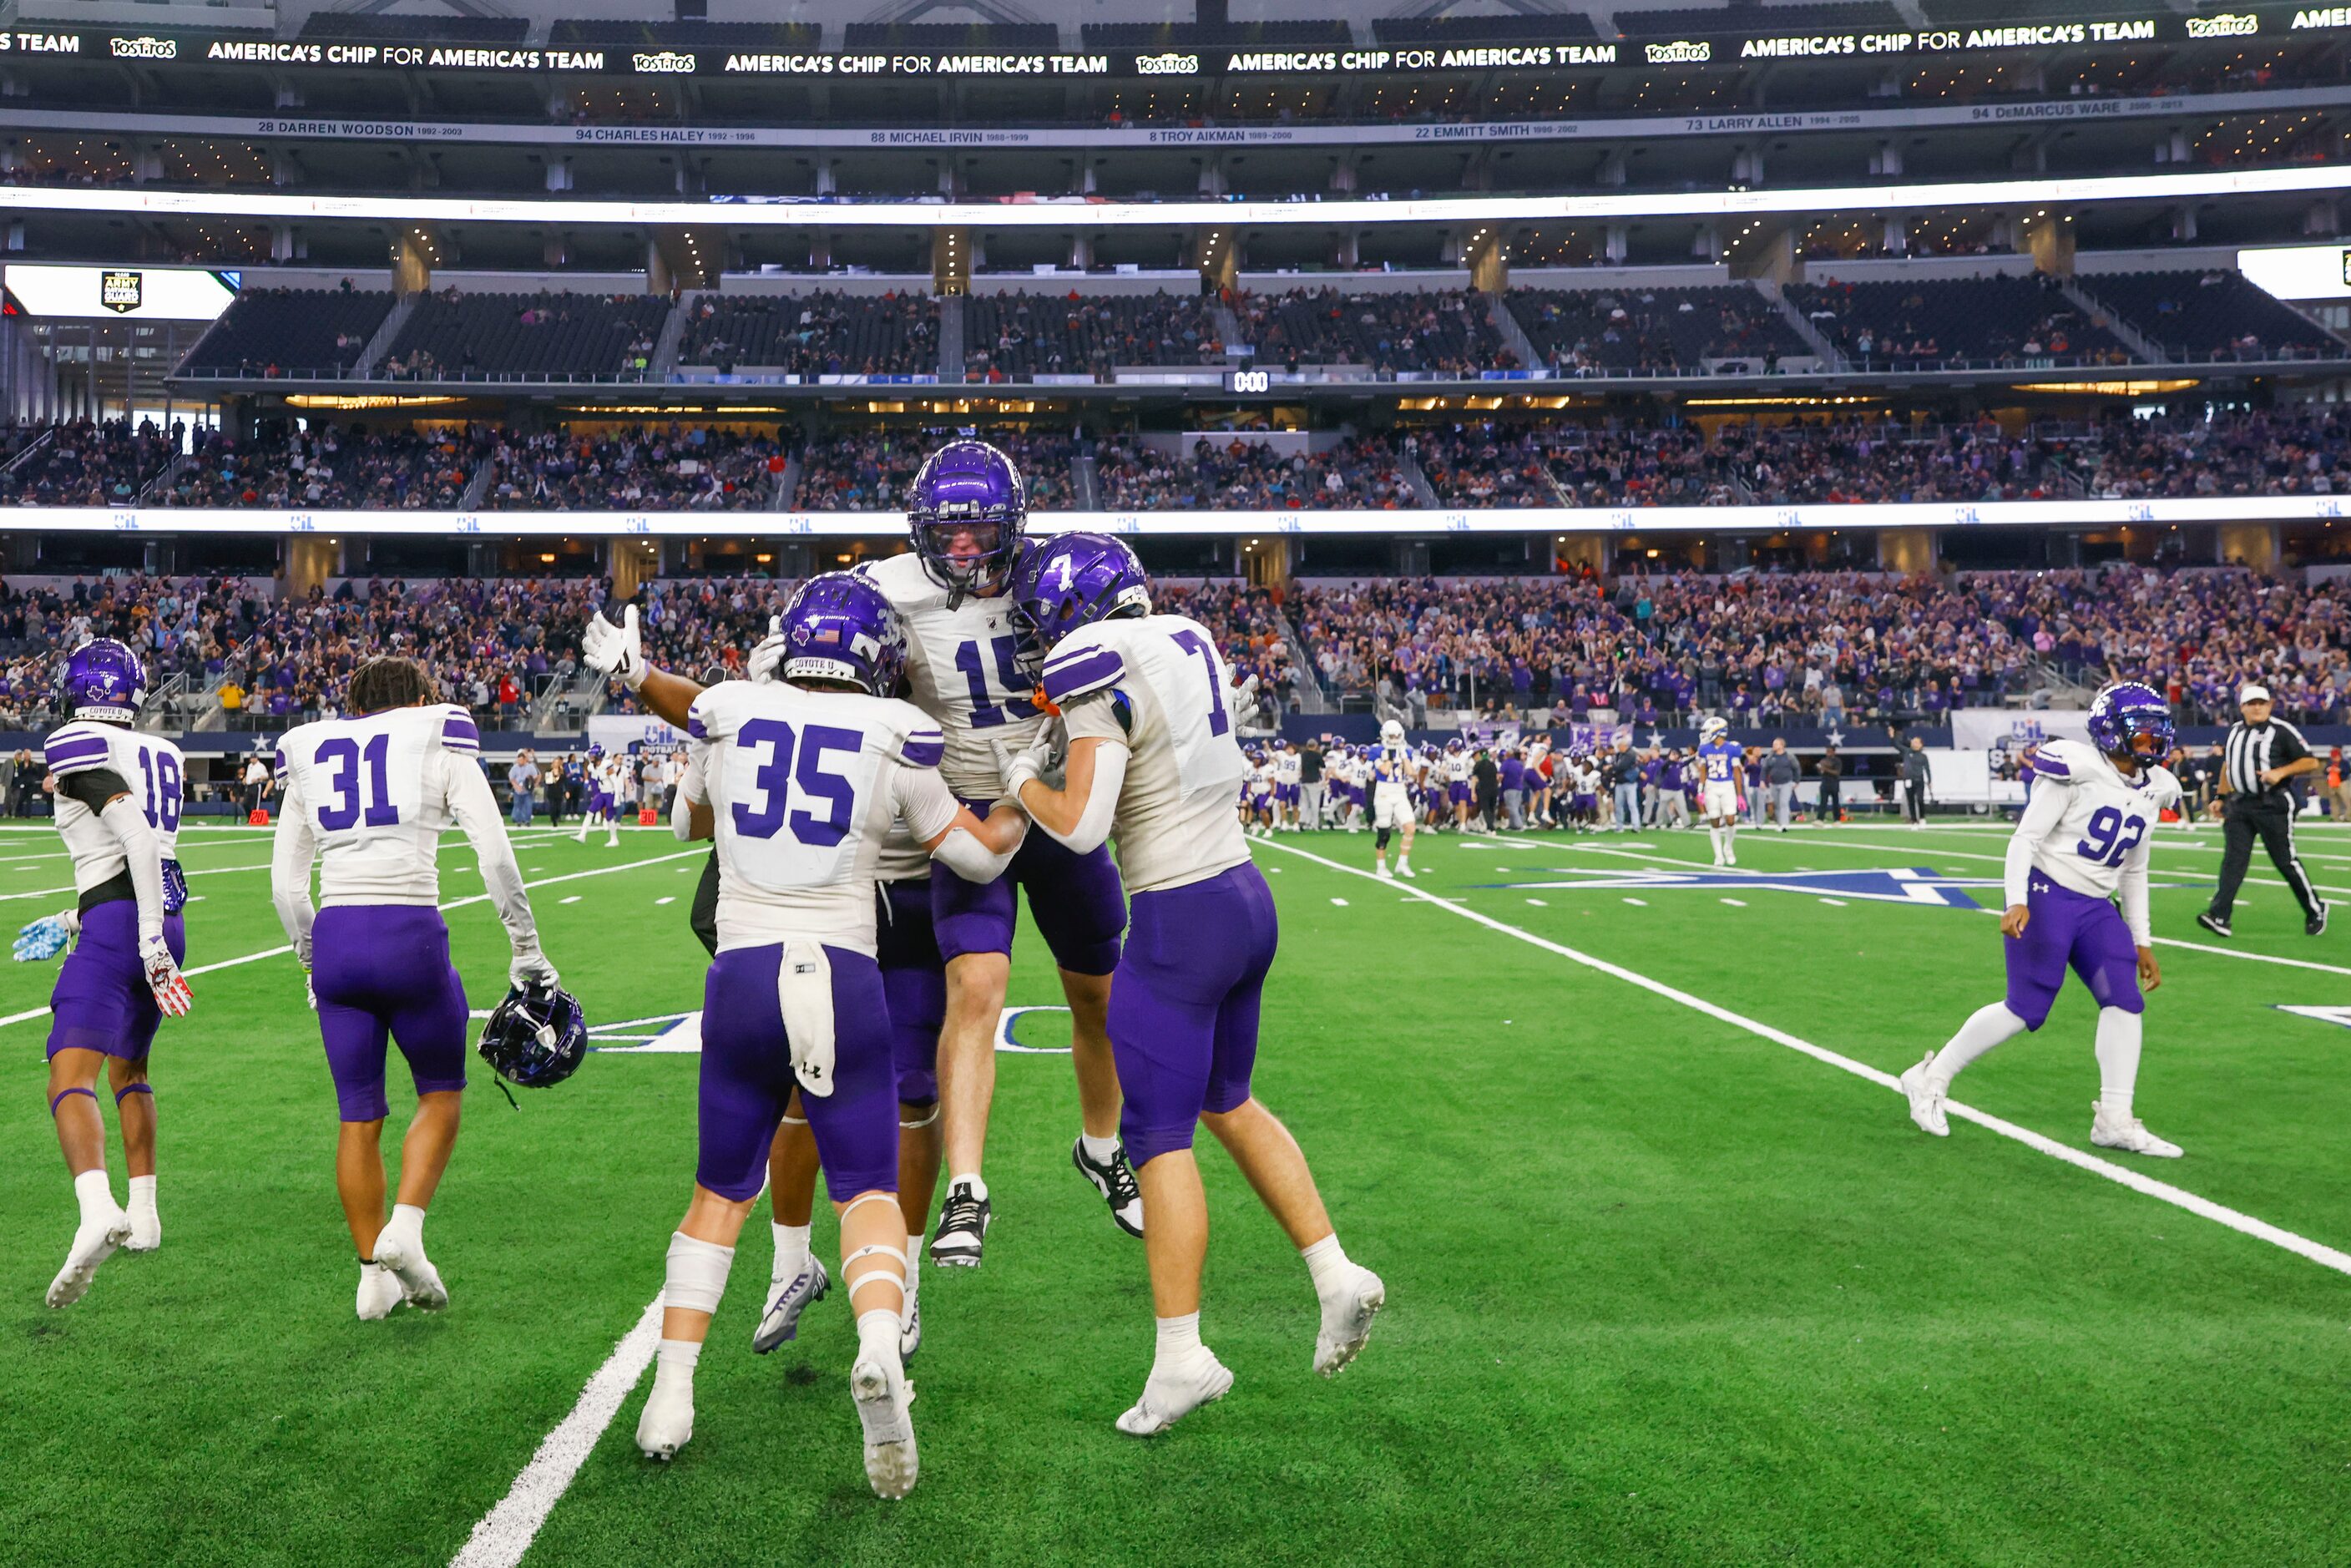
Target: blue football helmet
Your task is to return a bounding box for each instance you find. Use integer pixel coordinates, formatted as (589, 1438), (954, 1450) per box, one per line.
(1008, 532), (1151, 656)
(908, 439), (1028, 604)
(2086, 681), (2175, 761)
(477, 979), (589, 1089)
(776, 572), (908, 695)
(61, 639), (146, 723)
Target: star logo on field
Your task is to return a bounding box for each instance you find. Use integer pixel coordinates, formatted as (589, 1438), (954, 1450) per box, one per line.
(2276, 1004), (2351, 1030)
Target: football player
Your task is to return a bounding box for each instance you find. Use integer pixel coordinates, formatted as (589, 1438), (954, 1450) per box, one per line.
(1003, 534), (1384, 1435)
(33, 640), (194, 1308)
(1696, 717), (1743, 867)
(270, 656), (558, 1320)
(1274, 741), (1302, 832)
(1900, 683), (2185, 1157)
(1370, 718), (1418, 880)
(625, 574), (1024, 1495)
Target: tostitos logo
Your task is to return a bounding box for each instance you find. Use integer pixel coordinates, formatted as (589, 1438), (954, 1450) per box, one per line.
(1644, 40), (1711, 62)
(110, 35), (176, 58)
(1136, 51), (1200, 73)
(633, 50), (696, 72)
(2186, 13), (2258, 36)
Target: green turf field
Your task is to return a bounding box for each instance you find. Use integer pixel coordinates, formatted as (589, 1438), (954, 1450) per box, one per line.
(6, 814), (2351, 1566)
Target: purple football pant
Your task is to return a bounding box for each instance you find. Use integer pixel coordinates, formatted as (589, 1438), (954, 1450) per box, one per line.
(931, 803), (1125, 975)
(877, 878), (946, 1107)
(46, 902), (184, 1062)
(699, 943), (896, 1204)
(311, 905), (470, 1121)
(2005, 875), (2143, 1030)
(1108, 862), (1280, 1167)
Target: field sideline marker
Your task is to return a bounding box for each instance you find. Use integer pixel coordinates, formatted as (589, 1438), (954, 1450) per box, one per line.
(1250, 835), (2351, 1282)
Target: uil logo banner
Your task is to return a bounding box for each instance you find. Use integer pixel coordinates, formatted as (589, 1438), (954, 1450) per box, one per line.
(99, 271), (143, 314)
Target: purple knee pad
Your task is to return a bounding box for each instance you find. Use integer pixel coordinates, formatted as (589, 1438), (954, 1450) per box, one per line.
(49, 1085), (98, 1116)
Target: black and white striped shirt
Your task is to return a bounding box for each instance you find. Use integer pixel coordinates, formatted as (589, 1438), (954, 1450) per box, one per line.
(2224, 717), (2311, 799)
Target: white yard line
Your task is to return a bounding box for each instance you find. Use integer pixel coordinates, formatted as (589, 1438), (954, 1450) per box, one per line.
(1251, 834), (2351, 1281)
(447, 1297), (664, 1568)
(0, 849), (707, 1031)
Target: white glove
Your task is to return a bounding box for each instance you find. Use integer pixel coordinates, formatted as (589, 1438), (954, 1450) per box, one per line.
(998, 732), (1063, 798)
(748, 615), (787, 684)
(509, 948), (559, 994)
(139, 932), (192, 1019)
(581, 604), (647, 690)
(305, 970), (318, 1012)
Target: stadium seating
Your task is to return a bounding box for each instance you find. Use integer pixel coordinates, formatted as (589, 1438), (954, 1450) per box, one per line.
(179, 289), (396, 379)
(1095, 435), (1417, 510)
(0, 419), (177, 506)
(157, 426), (486, 510)
(550, 20), (822, 48)
(1787, 276), (2133, 366)
(674, 292), (938, 379)
(376, 292), (670, 382)
(486, 427), (783, 512)
(1409, 426), (1563, 508)
(792, 431), (1075, 511)
(1239, 289), (1512, 377)
(298, 13), (526, 42)
(842, 23), (1060, 50)
(963, 291), (1227, 381)
(1374, 14), (1600, 42)
(2081, 271), (2347, 362)
(1082, 21), (1352, 47)
(1509, 286), (1809, 375)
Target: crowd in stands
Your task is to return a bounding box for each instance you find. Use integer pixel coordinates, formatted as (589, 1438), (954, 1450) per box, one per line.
(675, 291), (938, 379)
(1236, 288), (1511, 377)
(1792, 276), (2133, 367)
(963, 291), (1227, 382)
(1510, 287), (1807, 376)
(377, 290), (668, 382)
(2080, 407), (2351, 499)
(487, 426), (784, 510)
(1095, 435), (1418, 510)
(156, 425), (488, 510)
(0, 418), (179, 506)
(791, 430), (1078, 511)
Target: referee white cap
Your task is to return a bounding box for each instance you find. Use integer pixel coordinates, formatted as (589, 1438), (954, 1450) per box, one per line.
(2240, 682), (2273, 704)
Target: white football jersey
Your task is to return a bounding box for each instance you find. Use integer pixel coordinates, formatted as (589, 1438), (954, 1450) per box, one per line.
(1044, 612), (1250, 895)
(2010, 738), (2181, 925)
(1275, 751), (1302, 785)
(273, 704), (494, 906)
(44, 720), (186, 901)
(688, 679), (958, 953)
(857, 549), (1048, 799)
(1445, 754), (1471, 783)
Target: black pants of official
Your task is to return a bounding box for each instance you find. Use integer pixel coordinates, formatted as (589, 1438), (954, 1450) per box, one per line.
(1903, 780), (1926, 822)
(1818, 780), (1841, 822)
(690, 850), (720, 957)
(2210, 800), (2322, 921)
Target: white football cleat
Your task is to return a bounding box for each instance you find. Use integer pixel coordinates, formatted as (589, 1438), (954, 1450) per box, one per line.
(2091, 1101), (2182, 1158)
(635, 1376), (695, 1461)
(851, 1350), (919, 1498)
(751, 1256), (829, 1353)
(46, 1207), (133, 1308)
(373, 1233), (448, 1312)
(1313, 1266), (1387, 1377)
(1898, 1053), (1949, 1138)
(1396, 862), (1416, 880)
(1115, 1346), (1235, 1436)
(356, 1262), (406, 1321)
(1374, 862), (1394, 881)
(125, 1206), (161, 1254)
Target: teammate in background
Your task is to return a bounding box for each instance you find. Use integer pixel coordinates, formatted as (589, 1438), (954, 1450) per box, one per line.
(1371, 719), (1419, 880)
(1696, 717), (1744, 867)
(1443, 739), (1474, 832)
(35, 640), (194, 1308)
(1900, 683), (2185, 1158)
(589, 440), (1144, 1270)
(1274, 741), (1302, 831)
(270, 656), (559, 1320)
(1003, 534), (1384, 1436)
(613, 750), (639, 833)
(1569, 749), (1600, 832)
(574, 744), (608, 846)
(623, 576), (1025, 1493)
(1245, 747), (1276, 837)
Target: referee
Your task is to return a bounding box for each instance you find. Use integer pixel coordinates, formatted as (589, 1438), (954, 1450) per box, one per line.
(2198, 683), (2328, 938)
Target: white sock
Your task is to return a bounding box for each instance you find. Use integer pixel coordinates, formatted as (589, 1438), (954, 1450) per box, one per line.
(1154, 1310), (1203, 1367)
(652, 1337), (701, 1390)
(127, 1174), (156, 1219)
(1301, 1233), (1353, 1303)
(905, 1234), (924, 1280)
(1397, 855), (1412, 872)
(382, 1201), (426, 1254)
(771, 1221), (811, 1285)
(948, 1172), (988, 1204)
(2095, 1007), (2143, 1122)
(73, 1167), (115, 1225)
(1930, 1001), (2028, 1089)
(1079, 1132), (1120, 1166)
(857, 1307), (902, 1363)
(1708, 825), (1724, 859)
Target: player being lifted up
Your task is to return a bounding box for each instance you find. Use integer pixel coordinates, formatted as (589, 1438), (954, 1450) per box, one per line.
(270, 656), (562, 1320)
(1696, 717), (1743, 867)
(1370, 718), (1419, 880)
(1900, 682), (2185, 1157)
(621, 574), (1026, 1495)
(1001, 534), (1384, 1434)
(31, 640), (194, 1308)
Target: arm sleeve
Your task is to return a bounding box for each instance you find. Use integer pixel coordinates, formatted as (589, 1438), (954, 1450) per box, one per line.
(447, 753), (541, 955)
(2118, 831), (2155, 947)
(896, 766), (1020, 883)
(2003, 781), (2068, 908)
(270, 774), (320, 959)
(99, 794), (169, 943)
(1031, 739), (1127, 856)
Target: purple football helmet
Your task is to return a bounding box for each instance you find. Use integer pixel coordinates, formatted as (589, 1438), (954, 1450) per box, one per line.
(776, 571), (907, 695)
(1006, 532), (1151, 655)
(62, 639), (146, 723)
(2086, 681), (2175, 760)
(907, 439), (1027, 603)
